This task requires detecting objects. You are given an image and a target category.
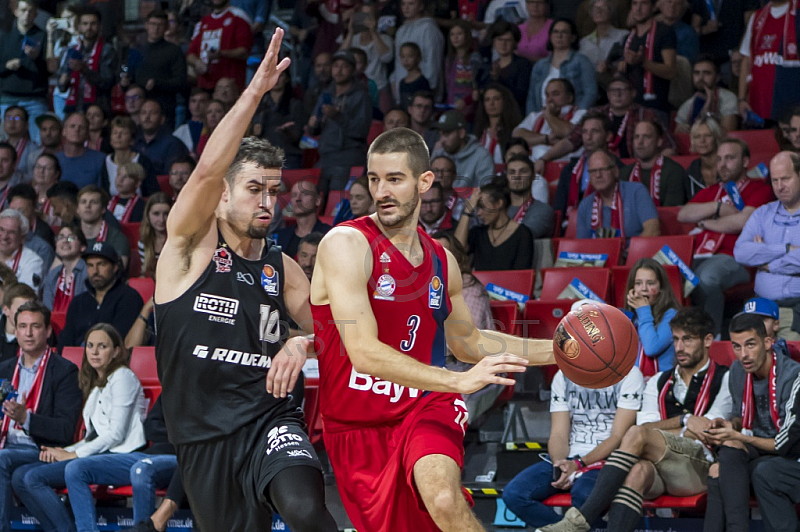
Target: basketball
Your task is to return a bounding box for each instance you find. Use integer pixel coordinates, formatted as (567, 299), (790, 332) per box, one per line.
(552, 301), (639, 388)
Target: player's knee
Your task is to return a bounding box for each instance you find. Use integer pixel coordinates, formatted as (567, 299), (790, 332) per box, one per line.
(751, 460), (777, 491)
(625, 461), (655, 493)
(621, 425), (648, 454)
(275, 493), (327, 532)
(64, 460), (90, 486)
(130, 459), (154, 489)
(720, 440), (746, 451)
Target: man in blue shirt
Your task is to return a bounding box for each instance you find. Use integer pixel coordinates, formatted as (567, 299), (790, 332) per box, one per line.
(56, 113), (106, 189)
(133, 99), (189, 175)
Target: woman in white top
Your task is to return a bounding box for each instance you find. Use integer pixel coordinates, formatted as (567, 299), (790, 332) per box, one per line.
(13, 323), (147, 531)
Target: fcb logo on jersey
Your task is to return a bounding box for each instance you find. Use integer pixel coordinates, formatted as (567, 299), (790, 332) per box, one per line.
(373, 274), (396, 301)
(429, 276), (443, 309)
(213, 247), (232, 273)
(261, 265), (279, 296)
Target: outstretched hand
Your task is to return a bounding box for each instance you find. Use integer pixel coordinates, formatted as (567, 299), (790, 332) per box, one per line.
(459, 354), (528, 395)
(247, 28), (292, 99)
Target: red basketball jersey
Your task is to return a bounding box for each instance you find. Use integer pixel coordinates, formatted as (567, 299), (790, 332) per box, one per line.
(748, 6), (785, 119)
(311, 217), (453, 429)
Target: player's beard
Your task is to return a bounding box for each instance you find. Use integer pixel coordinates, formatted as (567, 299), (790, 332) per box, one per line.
(246, 223), (269, 239)
(376, 188), (419, 229)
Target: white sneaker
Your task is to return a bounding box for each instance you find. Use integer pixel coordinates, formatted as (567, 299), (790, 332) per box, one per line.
(535, 508), (591, 532)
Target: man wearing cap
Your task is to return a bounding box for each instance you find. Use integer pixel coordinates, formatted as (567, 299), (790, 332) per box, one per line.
(743, 297), (800, 362)
(57, 240), (142, 351)
(735, 151), (800, 342)
(430, 110), (495, 188)
(307, 50), (372, 191)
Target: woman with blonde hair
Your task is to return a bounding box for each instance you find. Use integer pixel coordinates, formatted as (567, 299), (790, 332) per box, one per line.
(138, 193), (173, 278)
(686, 116), (725, 197)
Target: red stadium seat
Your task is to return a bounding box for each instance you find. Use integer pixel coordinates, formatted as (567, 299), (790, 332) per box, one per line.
(473, 269), (536, 297)
(728, 130), (780, 154)
(674, 132), (691, 155)
(490, 300), (521, 336)
(543, 492), (707, 510)
(62, 346), (83, 367)
(282, 168), (321, 193)
(552, 210), (563, 237)
(669, 155), (696, 169)
(522, 300), (573, 339)
(323, 190), (348, 217)
(709, 341), (735, 366)
(563, 211), (578, 238)
(350, 166), (365, 178)
(107, 486), (167, 498)
(539, 267), (611, 302)
(611, 265), (687, 307)
(130, 346), (159, 387)
(367, 120), (384, 145)
(128, 277), (155, 303)
(156, 174), (173, 197)
(555, 238), (624, 267)
(626, 235), (695, 267)
(120, 223), (140, 251)
(657, 207), (697, 235)
(544, 161), (568, 183)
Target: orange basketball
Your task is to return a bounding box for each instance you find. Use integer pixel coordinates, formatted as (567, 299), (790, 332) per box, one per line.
(552, 301), (639, 388)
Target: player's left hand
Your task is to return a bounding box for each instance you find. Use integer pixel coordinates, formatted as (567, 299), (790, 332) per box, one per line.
(266, 335), (312, 399)
(551, 459), (577, 490)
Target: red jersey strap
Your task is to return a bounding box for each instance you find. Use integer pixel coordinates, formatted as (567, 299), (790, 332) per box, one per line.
(629, 155), (663, 206)
(658, 362), (718, 420)
(590, 184), (625, 239)
(625, 20), (658, 100)
(0, 348), (53, 449)
(742, 350), (780, 436)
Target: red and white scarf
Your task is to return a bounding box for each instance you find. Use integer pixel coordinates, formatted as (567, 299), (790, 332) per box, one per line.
(625, 19), (658, 100)
(742, 350), (780, 436)
(590, 184), (625, 239)
(52, 266), (76, 313)
(94, 221), (108, 243)
(14, 138), (27, 165)
(66, 38), (104, 106)
(753, 0), (799, 64)
(694, 179), (750, 257)
(637, 344), (658, 378)
(532, 105), (577, 133)
(608, 110), (630, 154)
(0, 348), (53, 449)
(8, 247), (23, 274)
(107, 195), (140, 224)
(629, 155), (663, 206)
(658, 362), (718, 419)
(513, 196), (535, 223)
(567, 155), (592, 209)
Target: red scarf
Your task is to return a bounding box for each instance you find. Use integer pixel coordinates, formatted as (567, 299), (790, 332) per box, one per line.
(658, 363), (718, 420)
(637, 343), (658, 378)
(14, 138), (27, 165)
(695, 179), (751, 257)
(52, 266), (76, 313)
(753, 0), (799, 63)
(532, 106), (577, 133)
(590, 184), (625, 239)
(0, 348), (53, 449)
(95, 221), (108, 243)
(107, 195), (140, 224)
(513, 196), (535, 223)
(608, 110), (630, 154)
(9, 248), (23, 274)
(625, 19), (658, 100)
(742, 350), (780, 436)
(567, 155), (592, 209)
(629, 155), (663, 206)
(66, 38), (104, 106)
(480, 130), (500, 163)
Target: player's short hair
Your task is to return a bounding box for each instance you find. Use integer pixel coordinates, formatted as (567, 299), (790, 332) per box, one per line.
(669, 306), (714, 339)
(299, 231), (324, 248)
(368, 128), (430, 179)
(729, 312), (768, 339)
(3, 283), (37, 309)
(78, 184), (110, 207)
(226, 137), (285, 186)
(14, 300), (50, 329)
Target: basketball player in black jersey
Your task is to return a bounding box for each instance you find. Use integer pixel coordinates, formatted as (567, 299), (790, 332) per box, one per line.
(152, 29), (338, 531)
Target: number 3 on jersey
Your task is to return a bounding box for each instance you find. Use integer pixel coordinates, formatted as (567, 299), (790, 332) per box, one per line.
(400, 315), (420, 352)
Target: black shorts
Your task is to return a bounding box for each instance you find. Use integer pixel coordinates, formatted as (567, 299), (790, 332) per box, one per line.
(177, 408), (322, 532)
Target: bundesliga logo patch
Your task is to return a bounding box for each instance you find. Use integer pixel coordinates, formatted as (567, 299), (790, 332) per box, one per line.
(213, 247), (232, 273)
(261, 265), (279, 296)
(428, 276), (443, 309)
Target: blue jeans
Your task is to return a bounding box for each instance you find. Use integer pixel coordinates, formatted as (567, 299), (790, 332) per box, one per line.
(12, 459), (75, 532)
(0, 445), (40, 532)
(501, 459), (599, 528)
(65, 452), (177, 531)
(0, 99), (49, 144)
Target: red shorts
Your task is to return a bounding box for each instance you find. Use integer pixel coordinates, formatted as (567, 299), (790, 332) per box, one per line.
(323, 392), (473, 532)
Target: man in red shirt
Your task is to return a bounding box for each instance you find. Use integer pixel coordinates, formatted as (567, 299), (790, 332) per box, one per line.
(678, 138), (775, 336)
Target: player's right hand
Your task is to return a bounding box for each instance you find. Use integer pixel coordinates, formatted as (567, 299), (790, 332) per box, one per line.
(247, 28), (291, 99)
(459, 354), (528, 395)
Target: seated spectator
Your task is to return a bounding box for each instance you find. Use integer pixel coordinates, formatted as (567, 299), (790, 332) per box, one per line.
(0, 283), (38, 362)
(678, 138), (774, 336)
(333, 176), (374, 225)
(527, 18), (597, 115)
(444, 20), (485, 115)
(7, 185), (55, 276)
(407, 91), (439, 152)
(3, 107), (40, 183)
(109, 162), (146, 224)
(620, 120), (688, 206)
(104, 115), (159, 197)
(34, 114), (63, 155)
(252, 71), (306, 170)
(78, 185), (131, 269)
(455, 178), (534, 270)
(656, 0), (698, 62)
(506, 154), (553, 237)
(0, 142), (22, 208)
(43, 224), (88, 313)
(125, 85), (146, 127)
(488, 20), (533, 113)
(167, 156), (195, 199)
(139, 193), (173, 278)
(473, 84), (522, 165)
(275, 181), (332, 259)
(0, 301), (82, 526)
(734, 152), (800, 341)
(624, 258), (680, 376)
(517, 0), (554, 63)
(514, 78), (584, 162)
(383, 107), (410, 130)
(578, 0), (628, 70)
(31, 153), (61, 225)
(57, 243), (143, 350)
(296, 232), (323, 282)
(195, 99), (227, 158)
(786, 106), (800, 155)
(46, 181), (81, 227)
(0, 209), (43, 292)
(394, 42), (430, 109)
(431, 110), (496, 188)
(577, 149), (660, 239)
(57, 112), (107, 189)
(504, 137), (532, 162)
(84, 104), (110, 153)
(675, 55), (738, 133)
(133, 100), (190, 176)
(15, 323), (147, 529)
(173, 88), (210, 157)
(685, 116), (725, 198)
(419, 182), (454, 235)
(742, 297), (800, 361)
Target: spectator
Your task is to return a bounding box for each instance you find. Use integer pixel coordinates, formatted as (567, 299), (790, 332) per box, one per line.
(77, 185), (130, 269)
(0, 0), (48, 143)
(274, 180), (332, 258)
(742, 297), (800, 361)
(43, 223), (88, 313)
(34, 113), (63, 155)
(7, 184), (54, 274)
(16, 323), (147, 529)
(186, 0), (253, 92)
(504, 137), (532, 161)
(44, 4), (80, 120)
(394, 42), (430, 109)
(56, 112), (107, 189)
(692, 0), (757, 79)
(351, 41), (381, 116)
(0, 142), (19, 209)
(735, 152), (800, 341)
(105, 115), (159, 197)
(173, 88), (209, 156)
(57, 7), (117, 113)
(625, 258), (681, 375)
(138, 193), (172, 279)
(488, 20), (533, 113)
(0, 209), (43, 291)
(134, 100), (190, 176)
(506, 154), (554, 237)
(502, 349), (643, 529)
(527, 18), (597, 115)
(31, 153), (59, 224)
(703, 314), (800, 532)
(656, 0), (698, 62)
(383, 107), (409, 130)
(252, 70), (306, 169)
(341, 3), (393, 110)
(296, 232), (323, 282)
(577, 149), (660, 239)
(514, 78), (584, 162)
(109, 162), (145, 224)
(3, 107), (39, 183)
(0, 300), (82, 528)
(787, 106), (800, 154)
(46, 181), (80, 226)
(0, 282), (37, 361)
(332, 175), (374, 225)
(303, 53), (332, 117)
(678, 138), (775, 336)
(430, 154), (467, 222)
(517, 0), (553, 63)
(393, 0), (444, 94)
(57, 243), (142, 351)
(135, 10), (187, 128)
(125, 85), (145, 127)
(419, 182), (454, 235)
(620, 120), (688, 206)
(578, 0), (628, 70)
(407, 90), (438, 152)
(444, 20), (485, 114)
(84, 104), (110, 153)
(685, 116), (725, 197)
(167, 156), (195, 199)
(308, 50), (372, 191)
(431, 110), (496, 188)
(484, 0), (528, 24)
(475, 83), (524, 165)
(675, 55), (738, 134)
(455, 178), (534, 270)
(212, 76), (239, 109)
(194, 99), (226, 158)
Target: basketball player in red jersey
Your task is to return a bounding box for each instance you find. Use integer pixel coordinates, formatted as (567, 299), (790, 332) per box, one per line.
(310, 128), (556, 532)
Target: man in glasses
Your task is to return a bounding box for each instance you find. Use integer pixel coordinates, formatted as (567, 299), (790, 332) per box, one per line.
(735, 151), (800, 342)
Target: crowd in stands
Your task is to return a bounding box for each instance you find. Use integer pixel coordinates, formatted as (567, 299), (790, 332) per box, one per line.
(0, 0), (798, 528)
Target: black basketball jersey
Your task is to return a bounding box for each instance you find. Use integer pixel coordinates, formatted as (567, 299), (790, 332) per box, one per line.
(155, 233), (291, 445)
